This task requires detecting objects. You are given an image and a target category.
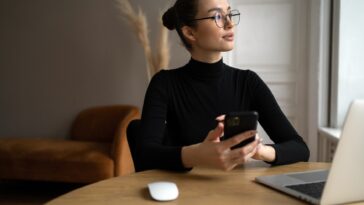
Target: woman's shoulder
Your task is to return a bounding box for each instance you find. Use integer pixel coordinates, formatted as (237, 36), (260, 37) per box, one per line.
(151, 67), (179, 81)
(224, 64), (260, 79)
(148, 67), (183, 89)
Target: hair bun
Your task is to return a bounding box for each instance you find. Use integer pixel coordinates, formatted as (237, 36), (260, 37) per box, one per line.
(162, 7), (177, 30)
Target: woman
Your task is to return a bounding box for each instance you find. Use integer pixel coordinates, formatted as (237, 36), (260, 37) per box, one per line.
(137, 0), (309, 171)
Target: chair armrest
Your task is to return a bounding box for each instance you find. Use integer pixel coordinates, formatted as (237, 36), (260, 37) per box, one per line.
(111, 106), (140, 176)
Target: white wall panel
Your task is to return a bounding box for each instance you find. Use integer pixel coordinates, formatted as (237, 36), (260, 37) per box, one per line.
(229, 0), (308, 143)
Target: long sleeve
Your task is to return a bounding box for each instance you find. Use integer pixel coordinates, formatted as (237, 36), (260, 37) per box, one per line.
(138, 71), (187, 171)
(249, 71), (310, 165)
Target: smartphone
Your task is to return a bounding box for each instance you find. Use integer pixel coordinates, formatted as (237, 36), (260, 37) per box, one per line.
(222, 111), (259, 149)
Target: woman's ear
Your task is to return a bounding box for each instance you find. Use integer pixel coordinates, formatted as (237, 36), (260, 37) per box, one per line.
(181, 26), (196, 44)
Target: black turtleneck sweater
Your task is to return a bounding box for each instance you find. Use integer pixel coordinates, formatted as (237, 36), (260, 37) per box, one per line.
(138, 58), (310, 171)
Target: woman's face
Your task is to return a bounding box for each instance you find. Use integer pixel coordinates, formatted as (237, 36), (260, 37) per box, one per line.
(191, 0), (235, 53)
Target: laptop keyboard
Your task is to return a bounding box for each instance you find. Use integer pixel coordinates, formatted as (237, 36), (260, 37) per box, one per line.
(285, 181), (326, 199)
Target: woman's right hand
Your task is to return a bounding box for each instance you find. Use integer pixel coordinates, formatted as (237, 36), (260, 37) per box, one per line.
(182, 122), (260, 171)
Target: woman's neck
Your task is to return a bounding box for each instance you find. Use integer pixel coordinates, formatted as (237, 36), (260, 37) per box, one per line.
(190, 50), (222, 63)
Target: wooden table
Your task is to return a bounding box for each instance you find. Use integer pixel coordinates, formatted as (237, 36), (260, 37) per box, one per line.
(47, 162), (332, 205)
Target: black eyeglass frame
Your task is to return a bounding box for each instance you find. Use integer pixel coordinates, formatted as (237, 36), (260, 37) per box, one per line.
(191, 9), (240, 28)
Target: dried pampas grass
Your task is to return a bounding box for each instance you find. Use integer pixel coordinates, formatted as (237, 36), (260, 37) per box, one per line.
(115, 0), (170, 81)
(155, 15), (170, 75)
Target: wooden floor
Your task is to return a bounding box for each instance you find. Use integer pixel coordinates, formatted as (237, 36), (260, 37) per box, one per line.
(0, 180), (84, 205)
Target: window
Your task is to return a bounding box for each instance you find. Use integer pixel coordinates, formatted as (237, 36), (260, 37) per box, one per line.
(330, 0), (364, 128)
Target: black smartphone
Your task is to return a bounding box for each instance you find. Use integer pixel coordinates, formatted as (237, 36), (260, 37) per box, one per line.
(222, 111), (259, 149)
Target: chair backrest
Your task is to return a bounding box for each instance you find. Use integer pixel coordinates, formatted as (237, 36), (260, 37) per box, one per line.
(126, 119), (141, 171)
(71, 105), (137, 142)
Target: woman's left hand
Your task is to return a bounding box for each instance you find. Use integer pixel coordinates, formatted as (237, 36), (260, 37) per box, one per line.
(252, 135), (276, 162)
(216, 115), (277, 163)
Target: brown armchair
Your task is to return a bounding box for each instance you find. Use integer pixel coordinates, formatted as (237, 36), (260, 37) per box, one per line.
(0, 105), (140, 183)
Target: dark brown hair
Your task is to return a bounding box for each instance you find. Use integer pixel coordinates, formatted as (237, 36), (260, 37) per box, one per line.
(162, 0), (199, 50)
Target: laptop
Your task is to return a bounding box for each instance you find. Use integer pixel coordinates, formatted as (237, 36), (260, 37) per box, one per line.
(255, 100), (364, 205)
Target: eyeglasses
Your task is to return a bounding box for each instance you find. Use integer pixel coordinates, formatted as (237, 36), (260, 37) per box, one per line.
(191, 9), (240, 28)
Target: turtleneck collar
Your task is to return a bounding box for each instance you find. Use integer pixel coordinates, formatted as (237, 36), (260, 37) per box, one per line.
(183, 57), (225, 80)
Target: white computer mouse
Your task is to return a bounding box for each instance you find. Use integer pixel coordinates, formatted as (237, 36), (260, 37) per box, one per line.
(147, 181), (179, 201)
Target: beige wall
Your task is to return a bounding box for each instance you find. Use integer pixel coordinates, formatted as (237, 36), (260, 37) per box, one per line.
(0, 0), (189, 138)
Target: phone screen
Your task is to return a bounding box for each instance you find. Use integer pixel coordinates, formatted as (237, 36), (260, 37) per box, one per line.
(222, 111), (259, 149)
